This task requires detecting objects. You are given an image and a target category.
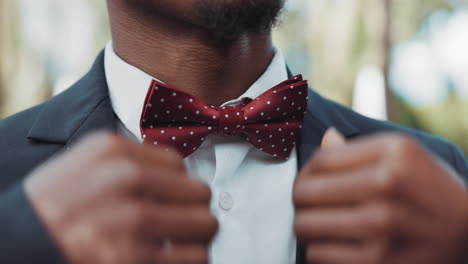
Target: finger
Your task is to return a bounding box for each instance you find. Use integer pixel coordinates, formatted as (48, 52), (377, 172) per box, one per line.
(389, 246), (440, 264)
(117, 138), (213, 204)
(141, 171), (211, 204)
(306, 239), (387, 264)
(99, 157), (206, 204)
(303, 134), (399, 173)
(133, 242), (209, 264)
(111, 157), (210, 204)
(120, 137), (187, 174)
(295, 202), (405, 241)
(100, 141), (210, 204)
(153, 243), (209, 264)
(137, 203), (218, 243)
(321, 128), (346, 150)
(294, 166), (392, 207)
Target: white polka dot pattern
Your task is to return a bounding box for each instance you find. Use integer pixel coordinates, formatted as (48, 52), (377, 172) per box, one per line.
(140, 75), (309, 159)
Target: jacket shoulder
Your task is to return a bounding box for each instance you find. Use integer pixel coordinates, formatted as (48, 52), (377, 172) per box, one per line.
(0, 103), (44, 140)
(0, 103), (63, 189)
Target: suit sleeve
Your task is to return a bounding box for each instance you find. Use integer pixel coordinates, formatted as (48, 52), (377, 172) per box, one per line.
(0, 183), (66, 264)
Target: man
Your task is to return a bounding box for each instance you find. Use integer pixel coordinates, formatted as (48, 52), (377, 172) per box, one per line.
(0, 0), (467, 263)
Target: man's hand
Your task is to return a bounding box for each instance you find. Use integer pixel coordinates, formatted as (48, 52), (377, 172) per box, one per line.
(294, 129), (468, 264)
(25, 132), (217, 264)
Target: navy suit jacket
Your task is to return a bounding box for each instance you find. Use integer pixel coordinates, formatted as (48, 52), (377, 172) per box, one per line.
(0, 51), (467, 263)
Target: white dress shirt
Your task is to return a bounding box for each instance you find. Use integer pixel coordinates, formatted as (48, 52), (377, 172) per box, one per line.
(104, 42), (297, 264)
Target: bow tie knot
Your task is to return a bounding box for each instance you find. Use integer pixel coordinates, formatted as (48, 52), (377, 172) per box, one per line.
(217, 104), (249, 134)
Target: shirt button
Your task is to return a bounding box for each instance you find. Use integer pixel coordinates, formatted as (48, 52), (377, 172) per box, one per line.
(218, 192), (234, 211)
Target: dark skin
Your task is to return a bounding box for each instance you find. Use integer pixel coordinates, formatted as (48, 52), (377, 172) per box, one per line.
(25, 1), (468, 263)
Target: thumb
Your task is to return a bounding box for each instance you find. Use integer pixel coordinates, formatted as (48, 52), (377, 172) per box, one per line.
(321, 128), (346, 150)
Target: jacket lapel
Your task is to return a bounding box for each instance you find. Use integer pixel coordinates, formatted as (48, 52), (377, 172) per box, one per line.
(27, 51), (117, 145)
(297, 90), (361, 167)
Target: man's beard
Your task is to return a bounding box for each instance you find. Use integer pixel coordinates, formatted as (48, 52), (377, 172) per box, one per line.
(126, 0), (286, 40)
(194, 0), (286, 40)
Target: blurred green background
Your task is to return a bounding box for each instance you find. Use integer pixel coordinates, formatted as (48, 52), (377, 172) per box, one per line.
(1, 0), (467, 154)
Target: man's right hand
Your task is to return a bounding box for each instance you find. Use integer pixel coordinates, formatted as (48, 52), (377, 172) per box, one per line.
(24, 132), (217, 264)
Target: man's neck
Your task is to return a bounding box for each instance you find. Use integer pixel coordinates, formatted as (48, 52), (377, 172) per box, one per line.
(108, 2), (275, 106)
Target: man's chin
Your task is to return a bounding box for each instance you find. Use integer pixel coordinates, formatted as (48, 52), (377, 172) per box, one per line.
(194, 0), (285, 40)
(123, 0), (285, 40)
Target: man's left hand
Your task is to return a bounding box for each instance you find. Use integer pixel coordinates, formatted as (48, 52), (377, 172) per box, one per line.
(294, 129), (468, 264)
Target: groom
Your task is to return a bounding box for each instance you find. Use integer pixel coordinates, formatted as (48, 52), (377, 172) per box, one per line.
(0, 0), (467, 263)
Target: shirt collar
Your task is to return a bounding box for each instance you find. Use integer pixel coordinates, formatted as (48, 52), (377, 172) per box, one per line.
(104, 41), (288, 141)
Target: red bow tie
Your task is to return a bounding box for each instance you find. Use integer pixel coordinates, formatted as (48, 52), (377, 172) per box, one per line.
(140, 75), (308, 160)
